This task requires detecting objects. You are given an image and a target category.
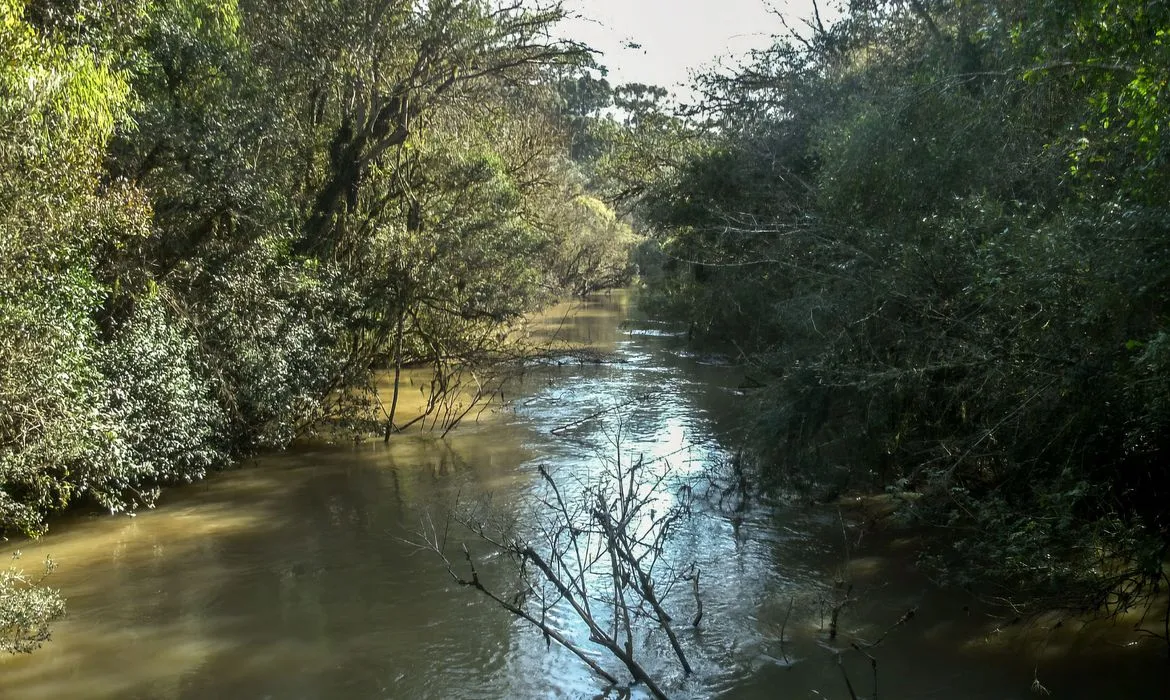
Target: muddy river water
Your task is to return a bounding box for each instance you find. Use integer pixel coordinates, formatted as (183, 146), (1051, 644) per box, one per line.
(1, 291), (1166, 699)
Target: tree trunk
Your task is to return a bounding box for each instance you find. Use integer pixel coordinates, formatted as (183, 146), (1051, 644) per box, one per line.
(383, 307), (406, 442)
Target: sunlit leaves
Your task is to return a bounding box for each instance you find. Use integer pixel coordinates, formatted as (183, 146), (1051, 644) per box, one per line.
(1, 0), (147, 542)
(0, 557), (64, 655)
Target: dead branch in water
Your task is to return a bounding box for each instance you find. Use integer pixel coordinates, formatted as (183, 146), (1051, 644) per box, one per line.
(780, 597), (794, 663)
(685, 566), (703, 628)
(410, 445), (698, 699)
(549, 393), (657, 435)
(819, 511), (917, 700)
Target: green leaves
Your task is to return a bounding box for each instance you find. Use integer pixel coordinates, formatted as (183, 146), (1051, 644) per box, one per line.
(1, 1), (148, 539)
(637, 0), (1170, 605)
(0, 557), (64, 655)
(0, 0), (631, 620)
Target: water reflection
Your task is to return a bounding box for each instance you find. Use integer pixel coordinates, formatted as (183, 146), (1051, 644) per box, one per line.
(0, 290), (1165, 699)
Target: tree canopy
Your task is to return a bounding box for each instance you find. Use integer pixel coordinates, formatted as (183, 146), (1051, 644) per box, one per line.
(0, 0), (643, 650)
(635, 0), (1170, 610)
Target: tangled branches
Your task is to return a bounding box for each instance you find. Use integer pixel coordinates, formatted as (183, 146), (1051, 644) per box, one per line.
(413, 451), (699, 698)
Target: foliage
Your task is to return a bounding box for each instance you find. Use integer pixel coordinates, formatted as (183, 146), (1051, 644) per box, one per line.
(639, 0), (1170, 609)
(0, 556), (64, 655)
(557, 74), (700, 214)
(542, 194), (639, 296)
(97, 293), (227, 495)
(1, 0), (640, 651)
(1, 0), (143, 535)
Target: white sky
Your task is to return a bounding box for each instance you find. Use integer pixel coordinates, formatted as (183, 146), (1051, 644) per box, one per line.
(557, 0), (838, 99)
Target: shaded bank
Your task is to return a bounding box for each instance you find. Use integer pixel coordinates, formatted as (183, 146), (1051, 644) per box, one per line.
(632, 0), (1170, 618)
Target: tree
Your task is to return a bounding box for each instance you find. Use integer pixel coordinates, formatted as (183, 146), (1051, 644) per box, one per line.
(637, 0), (1170, 616)
(0, 0), (138, 650)
(0, 0), (640, 653)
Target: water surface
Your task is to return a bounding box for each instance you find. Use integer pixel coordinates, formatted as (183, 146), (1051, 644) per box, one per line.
(1, 291), (1166, 699)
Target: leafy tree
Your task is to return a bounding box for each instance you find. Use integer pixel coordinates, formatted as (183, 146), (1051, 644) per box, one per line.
(0, 0), (141, 649)
(1, 0), (142, 533)
(639, 0), (1170, 612)
(542, 194), (639, 296)
(0, 0), (641, 653)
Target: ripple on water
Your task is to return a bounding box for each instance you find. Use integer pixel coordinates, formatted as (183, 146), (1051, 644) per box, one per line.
(1, 290), (1165, 700)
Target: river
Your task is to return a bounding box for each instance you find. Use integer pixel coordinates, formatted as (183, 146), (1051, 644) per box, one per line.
(1, 290), (1166, 699)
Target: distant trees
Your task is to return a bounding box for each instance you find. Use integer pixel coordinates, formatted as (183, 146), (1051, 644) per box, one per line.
(542, 195), (638, 296)
(637, 0), (1170, 612)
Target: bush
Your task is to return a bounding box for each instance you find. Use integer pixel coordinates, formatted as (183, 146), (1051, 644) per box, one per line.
(0, 558), (65, 655)
(93, 293), (228, 510)
(640, 0), (1170, 607)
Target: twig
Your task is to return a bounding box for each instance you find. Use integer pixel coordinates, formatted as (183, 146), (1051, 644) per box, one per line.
(549, 393), (657, 435)
(780, 597), (794, 663)
(417, 437), (697, 699)
(838, 653), (859, 700)
(455, 544), (620, 686)
(858, 607), (917, 649)
(850, 642), (879, 699)
(687, 567), (703, 628)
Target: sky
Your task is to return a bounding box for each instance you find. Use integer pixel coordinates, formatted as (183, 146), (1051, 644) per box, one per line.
(557, 0), (837, 99)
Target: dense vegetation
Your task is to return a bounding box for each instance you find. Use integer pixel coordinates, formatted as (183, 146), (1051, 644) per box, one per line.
(634, 0), (1170, 613)
(4, 0), (1167, 657)
(0, 0), (641, 651)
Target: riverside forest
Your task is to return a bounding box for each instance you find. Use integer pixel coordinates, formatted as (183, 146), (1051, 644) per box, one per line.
(0, 0), (1168, 697)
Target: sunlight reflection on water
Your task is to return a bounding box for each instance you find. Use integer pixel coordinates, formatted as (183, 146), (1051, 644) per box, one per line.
(0, 290), (1166, 700)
